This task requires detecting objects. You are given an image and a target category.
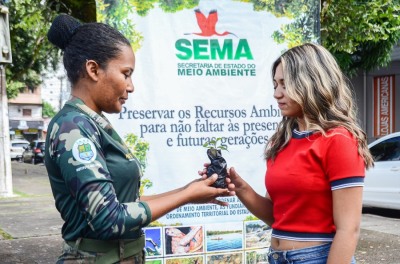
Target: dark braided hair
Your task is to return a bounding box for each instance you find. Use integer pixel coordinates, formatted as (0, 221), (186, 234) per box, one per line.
(47, 14), (131, 85)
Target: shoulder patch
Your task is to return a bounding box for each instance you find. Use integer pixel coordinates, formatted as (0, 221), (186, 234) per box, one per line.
(72, 138), (97, 164)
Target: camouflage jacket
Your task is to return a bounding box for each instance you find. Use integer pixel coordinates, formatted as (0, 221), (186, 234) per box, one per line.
(45, 98), (151, 241)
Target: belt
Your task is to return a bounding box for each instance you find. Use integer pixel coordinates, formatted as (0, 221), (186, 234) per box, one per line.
(67, 235), (145, 264)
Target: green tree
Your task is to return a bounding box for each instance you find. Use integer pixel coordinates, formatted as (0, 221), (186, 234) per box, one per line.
(42, 101), (57, 118)
(96, 0), (144, 51)
(96, 0), (400, 75)
(6, 0), (399, 99)
(4, 0), (96, 99)
(243, 0), (400, 76)
(321, 0), (400, 76)
(6, 0), (60, 98)
(242, 0), (320, 48)
(96, 0), (200, 51)
(47, 0), (96, 22)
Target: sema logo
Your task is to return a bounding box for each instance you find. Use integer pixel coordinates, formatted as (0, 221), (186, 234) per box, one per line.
(176, 9), (253, 61)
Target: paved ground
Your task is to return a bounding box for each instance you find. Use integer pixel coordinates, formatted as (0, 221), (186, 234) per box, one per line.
(0, 162), (63, 264)
(357, 214), (400, 263)
(0, 161), (399, 263)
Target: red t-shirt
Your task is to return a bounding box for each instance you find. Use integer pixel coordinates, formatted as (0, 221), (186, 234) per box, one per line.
(265, 127), (365, 242)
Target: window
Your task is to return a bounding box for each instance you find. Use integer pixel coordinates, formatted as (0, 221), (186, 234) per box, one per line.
(22, 109), (32, 116)
(370, 136), (400, 161)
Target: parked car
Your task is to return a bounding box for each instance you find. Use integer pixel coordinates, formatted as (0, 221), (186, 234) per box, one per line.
(363, 132), (400, 210)
(22, 140), (46, 165)
(10, 139), (30, 161)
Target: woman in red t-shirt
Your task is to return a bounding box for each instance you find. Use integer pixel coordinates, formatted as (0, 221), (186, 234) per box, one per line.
(217, 43), (374, 264)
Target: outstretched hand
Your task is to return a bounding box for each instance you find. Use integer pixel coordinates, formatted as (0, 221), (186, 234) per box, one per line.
(185, 174), (234, 206)
(226, 167), (247, 194)
(198, 163), (239, 196)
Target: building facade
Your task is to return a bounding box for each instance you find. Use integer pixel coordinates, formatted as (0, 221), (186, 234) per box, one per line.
(351, 44), (400, 143)
(8, 85), (44, 142)
(7, 63), (71, 143)
(40, 62), (70, 112)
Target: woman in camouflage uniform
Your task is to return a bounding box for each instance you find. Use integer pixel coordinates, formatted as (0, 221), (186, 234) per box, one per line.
(45, 14), (231, 264)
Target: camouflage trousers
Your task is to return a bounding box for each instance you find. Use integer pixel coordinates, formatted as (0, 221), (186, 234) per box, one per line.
(56, 240), (145, 264)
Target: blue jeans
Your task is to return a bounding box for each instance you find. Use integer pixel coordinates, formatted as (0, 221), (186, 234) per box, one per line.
(267, 243), (356, 264)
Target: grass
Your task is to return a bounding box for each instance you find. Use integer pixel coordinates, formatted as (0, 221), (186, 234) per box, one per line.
(12, 190), (31, 198)
(0, 228), (13, 240)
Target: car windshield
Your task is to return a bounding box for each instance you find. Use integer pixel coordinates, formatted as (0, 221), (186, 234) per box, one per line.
(370, 136), (400, 161)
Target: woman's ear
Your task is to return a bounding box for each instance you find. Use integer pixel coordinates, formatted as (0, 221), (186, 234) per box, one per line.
(85, 60), (100, 81)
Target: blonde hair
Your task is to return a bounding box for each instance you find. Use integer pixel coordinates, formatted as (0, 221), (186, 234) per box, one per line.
(265, 43), (374, 169)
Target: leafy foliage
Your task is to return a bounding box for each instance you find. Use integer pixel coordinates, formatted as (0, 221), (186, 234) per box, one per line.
(241, 0), (320, 48)
(96, 0), (199, 51)
(129, 0), (158, 16)
(47, 0), (96, 22)
(124, 133), (150, 169)
(96, 0), (144, 51)
(5, 0), (399, 101)
(158, 0), (199, 13)
(5, 77), (24, 99)
(272, 12), (319, 48)
(4, 0), (96, 99)
(321, 0), (400, 75)
(203, 138), (228, 156)
(242, 0), (400, 76)
(5, 0), (61, 99)
(124, 133), (152, 195)
(42, 101), (57, 118)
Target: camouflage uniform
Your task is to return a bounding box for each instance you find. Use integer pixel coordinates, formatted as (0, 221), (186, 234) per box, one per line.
(45, 98), (151, 263)
(56, 241), (145, 263)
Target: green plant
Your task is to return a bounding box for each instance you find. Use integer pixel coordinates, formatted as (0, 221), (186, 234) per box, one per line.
(124, 133), (150, 171)
(203, 138), (229, 188)
(202, 138), (228, 157)
(124, 133), (152, 196)
(42, 101), (57, 118)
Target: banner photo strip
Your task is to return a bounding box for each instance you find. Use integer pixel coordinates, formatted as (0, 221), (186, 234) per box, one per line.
(96, 0), (320, 262)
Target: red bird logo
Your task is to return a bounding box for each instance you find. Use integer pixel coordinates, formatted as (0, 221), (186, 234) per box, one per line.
(185, 9), (237, 37)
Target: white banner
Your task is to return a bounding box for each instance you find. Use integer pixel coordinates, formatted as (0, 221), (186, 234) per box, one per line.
(97, 0), (319, 262)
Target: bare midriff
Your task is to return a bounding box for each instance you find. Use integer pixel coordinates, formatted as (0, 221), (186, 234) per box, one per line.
(271, 237), (326, 250)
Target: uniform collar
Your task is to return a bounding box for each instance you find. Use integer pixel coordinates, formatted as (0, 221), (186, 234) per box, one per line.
(65, 97), (111, 130)
(65, 97), (125, 145)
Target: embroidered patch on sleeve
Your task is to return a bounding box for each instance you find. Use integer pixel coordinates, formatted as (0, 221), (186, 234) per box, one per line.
(72, 138), (97, 164)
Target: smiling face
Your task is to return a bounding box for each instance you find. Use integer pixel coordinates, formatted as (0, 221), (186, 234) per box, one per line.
(273, 63), (303, 119)
(92, 45), (135, 114)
